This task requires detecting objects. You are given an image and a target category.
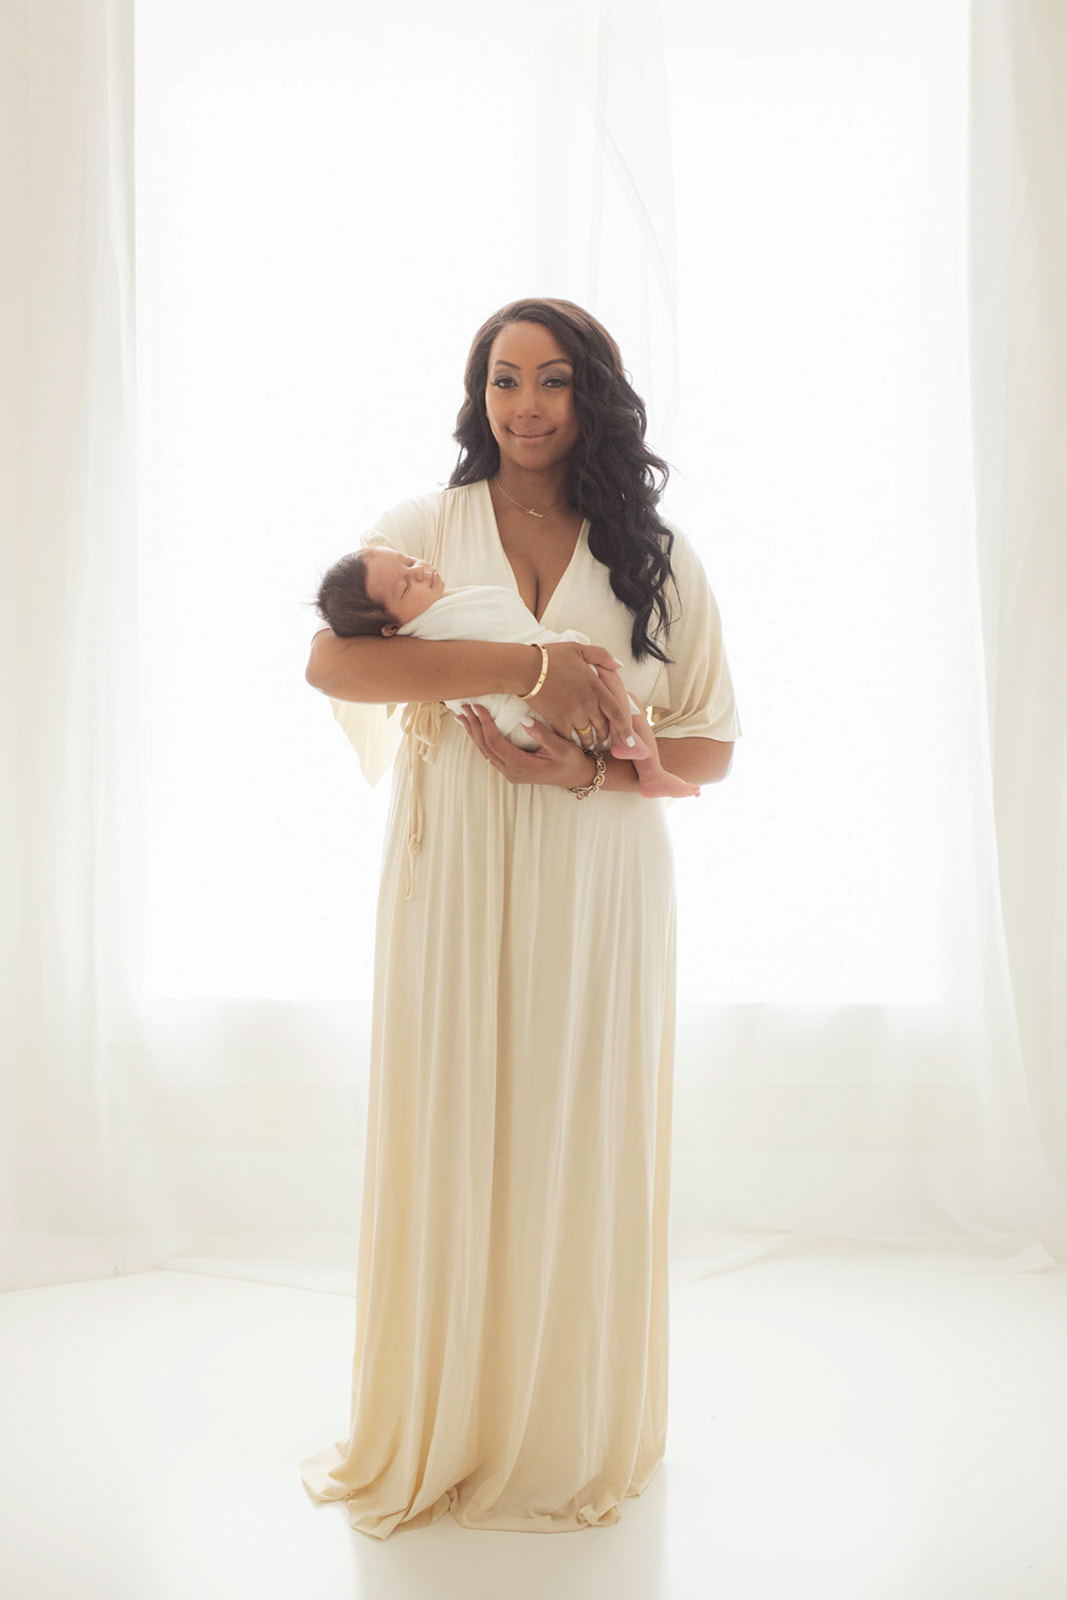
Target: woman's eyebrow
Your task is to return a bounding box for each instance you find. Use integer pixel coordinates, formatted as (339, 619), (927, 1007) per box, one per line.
(491, 357), (573, 370)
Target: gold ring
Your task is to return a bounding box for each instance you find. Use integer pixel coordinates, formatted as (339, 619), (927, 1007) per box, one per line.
(575, 723), (594, 738)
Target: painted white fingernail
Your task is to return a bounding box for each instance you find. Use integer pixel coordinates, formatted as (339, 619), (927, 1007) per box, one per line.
(520, 718), (536, 727)
(626, 736), (636, 746)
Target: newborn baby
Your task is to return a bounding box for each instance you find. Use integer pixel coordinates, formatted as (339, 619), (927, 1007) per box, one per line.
(315, 544), (700, 800)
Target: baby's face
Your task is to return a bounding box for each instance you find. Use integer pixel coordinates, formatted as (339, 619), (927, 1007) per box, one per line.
(363, 547), (443, 631)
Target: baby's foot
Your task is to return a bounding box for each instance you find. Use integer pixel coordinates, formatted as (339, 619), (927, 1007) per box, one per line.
(638, 769), (701, 799)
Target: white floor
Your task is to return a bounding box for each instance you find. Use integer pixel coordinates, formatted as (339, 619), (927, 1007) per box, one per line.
(2, 1252), (1067, 1600)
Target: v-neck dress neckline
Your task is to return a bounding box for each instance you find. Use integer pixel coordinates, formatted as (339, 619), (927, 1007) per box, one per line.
(478, 476), (589, 627)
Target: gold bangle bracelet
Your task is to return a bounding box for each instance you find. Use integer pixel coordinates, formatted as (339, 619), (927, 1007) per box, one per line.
(568, 752), (606, 800)
(524, 644), (550, 700)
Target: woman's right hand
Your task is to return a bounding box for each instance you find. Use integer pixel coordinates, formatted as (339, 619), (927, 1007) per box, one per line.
(529, 643), (636, 754)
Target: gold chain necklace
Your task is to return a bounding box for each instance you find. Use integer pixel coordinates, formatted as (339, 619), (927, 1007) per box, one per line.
(491, 475), (565, 520)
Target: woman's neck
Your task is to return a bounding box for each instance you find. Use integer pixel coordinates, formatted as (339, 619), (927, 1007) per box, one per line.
(492, 462), (569, 515)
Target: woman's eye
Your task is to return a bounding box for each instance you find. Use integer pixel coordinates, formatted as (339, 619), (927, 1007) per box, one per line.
(490, 376), (515, 388)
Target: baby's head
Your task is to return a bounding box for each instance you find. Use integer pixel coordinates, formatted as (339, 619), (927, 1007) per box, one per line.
(315, 546), (443, 637)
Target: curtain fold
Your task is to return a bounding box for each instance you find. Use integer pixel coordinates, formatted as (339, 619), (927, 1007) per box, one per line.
(967, 0), (1067, 1232)
(0, 0), (160, 1289)
(3, 0), (1065, 1297)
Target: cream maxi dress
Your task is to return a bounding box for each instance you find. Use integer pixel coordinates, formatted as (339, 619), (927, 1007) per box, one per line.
(300, 477), (741, 1538)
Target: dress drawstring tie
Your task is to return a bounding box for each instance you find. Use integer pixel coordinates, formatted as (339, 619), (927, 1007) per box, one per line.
(400, 698), (445, 900)
(392, 504), (448, 901)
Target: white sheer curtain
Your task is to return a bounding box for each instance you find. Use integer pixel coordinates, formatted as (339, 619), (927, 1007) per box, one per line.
(2, 0), (152, 1289)
(4, 0), (1065, 1295)
(967, 0), (1067, 1244)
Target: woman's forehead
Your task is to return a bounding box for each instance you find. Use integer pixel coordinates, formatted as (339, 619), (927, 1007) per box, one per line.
(488, 320), (570, 367)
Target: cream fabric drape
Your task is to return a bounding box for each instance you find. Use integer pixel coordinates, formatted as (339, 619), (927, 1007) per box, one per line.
(967, 0), (1067, 1231)
(1, 0), (157, 1290)
(3, 0), (1066, 1297)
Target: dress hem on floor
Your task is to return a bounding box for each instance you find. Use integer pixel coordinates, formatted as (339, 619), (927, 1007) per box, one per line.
(300, 1448), (665, 1539)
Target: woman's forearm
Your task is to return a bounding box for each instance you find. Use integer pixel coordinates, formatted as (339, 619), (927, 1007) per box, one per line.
(594, 737), (733, 792)
(657, 736), (734, 784)
(597, 753), (641, 790)
(306, 631), (541, 704)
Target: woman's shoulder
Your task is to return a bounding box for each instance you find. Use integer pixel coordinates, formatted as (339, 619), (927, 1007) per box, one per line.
(657, 513), (697, 555)
(654, 515), (730, 632)
(369, 486), (445, 542)
(367, 482), (482, 546)
(656, 516), (710, 587)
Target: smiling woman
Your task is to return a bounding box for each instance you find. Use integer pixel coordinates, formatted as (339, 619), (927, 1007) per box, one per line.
(486, 323), (582, 468)
(298, 296), (741, 1537)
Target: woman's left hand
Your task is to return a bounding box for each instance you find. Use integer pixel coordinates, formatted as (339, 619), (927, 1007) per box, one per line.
(457, 703), (596, 788)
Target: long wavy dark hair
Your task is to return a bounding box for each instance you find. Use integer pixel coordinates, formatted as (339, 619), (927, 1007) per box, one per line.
(449, 297), (675, 664)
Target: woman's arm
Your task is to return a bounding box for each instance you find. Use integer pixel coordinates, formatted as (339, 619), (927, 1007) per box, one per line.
(594, 737), (733, 790)
(306, 629), (539, 702)
(458, 704), (735, 791)
(655, 737), (734, 785)
(306, 630), (636, 749)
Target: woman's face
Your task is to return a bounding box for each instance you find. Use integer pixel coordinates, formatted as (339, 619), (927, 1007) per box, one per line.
(484, 320), (581, 475)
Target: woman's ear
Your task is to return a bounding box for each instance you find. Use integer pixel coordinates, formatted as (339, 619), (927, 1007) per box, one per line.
(381, 623), (399, 637)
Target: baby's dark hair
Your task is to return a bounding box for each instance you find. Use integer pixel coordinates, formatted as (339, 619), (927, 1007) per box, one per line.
(315, 549), (398, 637)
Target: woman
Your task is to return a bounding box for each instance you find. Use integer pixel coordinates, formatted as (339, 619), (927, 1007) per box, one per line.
(300, 298), (741, 1538)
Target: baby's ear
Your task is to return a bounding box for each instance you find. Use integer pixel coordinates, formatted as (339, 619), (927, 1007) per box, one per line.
(381, 623), (399, 637)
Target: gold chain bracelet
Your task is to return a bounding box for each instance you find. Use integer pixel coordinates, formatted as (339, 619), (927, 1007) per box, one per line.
(568, 752), (606, 800)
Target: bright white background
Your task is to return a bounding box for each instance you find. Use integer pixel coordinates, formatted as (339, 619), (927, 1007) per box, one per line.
(136, 0), (957, 1011)
(5, 0), (1066, 1293)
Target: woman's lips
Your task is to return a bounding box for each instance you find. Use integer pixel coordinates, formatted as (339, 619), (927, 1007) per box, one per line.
(510, 429), (552, 440)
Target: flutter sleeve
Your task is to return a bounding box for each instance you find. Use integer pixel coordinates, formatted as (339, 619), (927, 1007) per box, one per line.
(646, 525), (742, 742)
(314, 491), (442, 785)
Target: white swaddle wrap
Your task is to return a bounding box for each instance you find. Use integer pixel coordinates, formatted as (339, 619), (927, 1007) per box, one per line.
(397, 585), (591, 751)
